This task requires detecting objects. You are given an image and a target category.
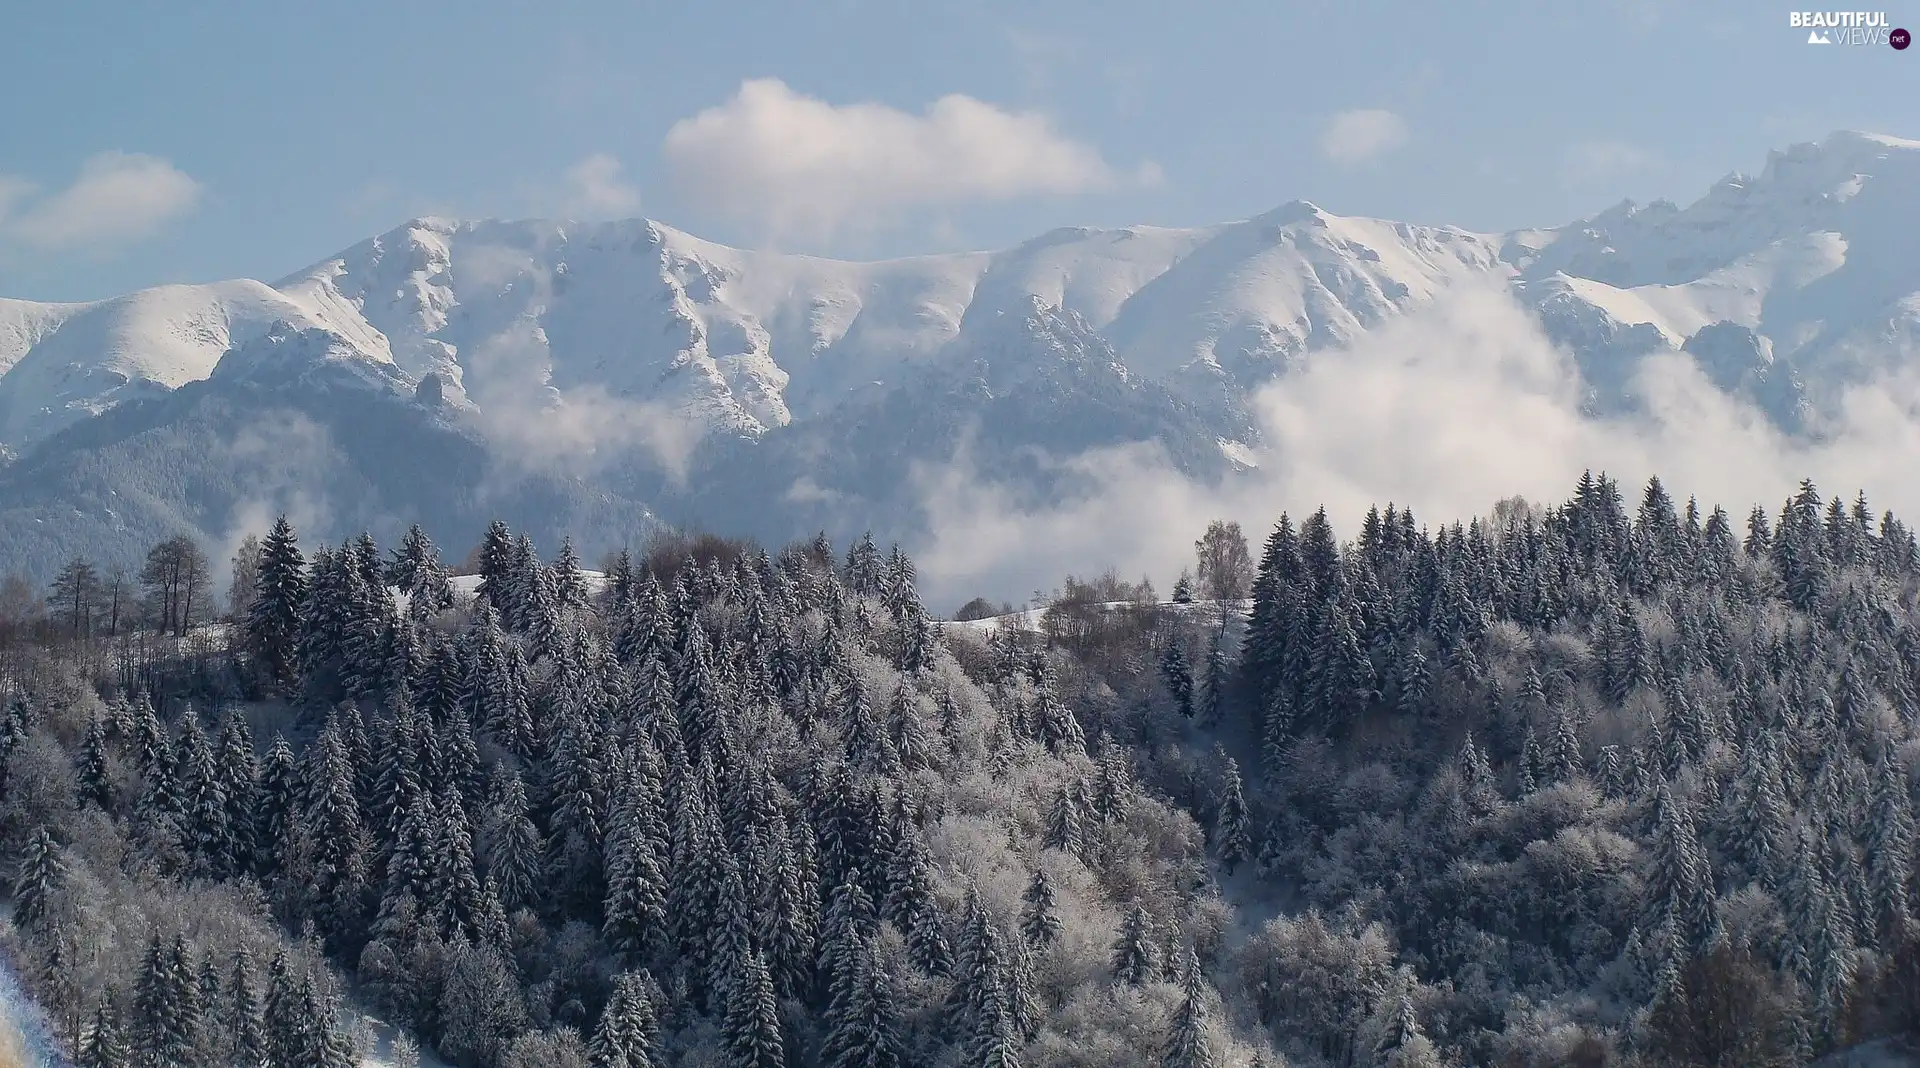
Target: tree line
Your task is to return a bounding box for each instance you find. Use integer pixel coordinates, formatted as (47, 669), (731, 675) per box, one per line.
(2, 474), (1919, 1067)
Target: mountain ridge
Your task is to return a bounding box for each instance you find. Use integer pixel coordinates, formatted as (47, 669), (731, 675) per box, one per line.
(1, 128), (1917, 586)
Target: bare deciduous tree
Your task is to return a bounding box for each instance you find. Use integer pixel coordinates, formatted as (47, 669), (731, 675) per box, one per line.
(1195, 519), (1253, 600)
(140, 535), (212, 637)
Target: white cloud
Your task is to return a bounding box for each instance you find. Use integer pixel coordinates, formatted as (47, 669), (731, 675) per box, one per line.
(1562, 138), (1657, 183)
(450, 256), (706, 486)
(1319, 109), (1410, 165)
(0, 151), (200, 250)
(662, 78), (1155, 242)
(907, 284), (1920, 605)
(561, 153), (642, 220)
(0, 175), (32, 223)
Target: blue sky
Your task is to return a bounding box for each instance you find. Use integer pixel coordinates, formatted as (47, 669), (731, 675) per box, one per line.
(1, 0), (1915, 301)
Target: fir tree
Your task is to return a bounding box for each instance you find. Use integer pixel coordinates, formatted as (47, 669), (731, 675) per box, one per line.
(77, 712), (116, 810)
(590, 970), (661, 1068)
(1161, 947), (1215, 1068)
(1112, 904), (1161, 986)
(11, 825), (65, 929)
(721, 948), (785, 1068)
(1045, 777), (1088, 857)
(247, 516), (309, 686)
(1160, 644), (1195, 718)
(78, 1001), (131, 1068)
(1213, 757), (1251, 874)
(603, 794), (669, 964)
(1019, 868), (1062, 948)
(229, 950), (267, 1068)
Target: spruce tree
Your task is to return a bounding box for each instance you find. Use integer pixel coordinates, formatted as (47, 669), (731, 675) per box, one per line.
(1045, 777), (1088, 858)
(247, 516), (309, 686)
(1161, 946), (1215, 1068)
(1020, 868), (1062, 948)
(1160, 644), (1195, 718)
(11, 825), (65, 929)
(721, 948), (785, 1068)
(78, 1000), (131, 1068)
(77, 712), (116, 810)
(590, 970), (661, 1068)
(229, 950), (267, 1068)
(1112, 904), (1161, 986)
(603, 794), (669, 964)
(1213, 758), (1251, 874)
(821, 936), (903, 1068)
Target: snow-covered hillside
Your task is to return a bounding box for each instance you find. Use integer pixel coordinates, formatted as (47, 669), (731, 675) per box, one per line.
(0, 280), (390, 451)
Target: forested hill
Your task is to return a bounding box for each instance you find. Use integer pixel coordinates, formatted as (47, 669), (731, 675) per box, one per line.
(1, 474), (1919, 1068)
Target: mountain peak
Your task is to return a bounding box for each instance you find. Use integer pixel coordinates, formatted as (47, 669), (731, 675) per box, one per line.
(1256, 200), (1329, 226)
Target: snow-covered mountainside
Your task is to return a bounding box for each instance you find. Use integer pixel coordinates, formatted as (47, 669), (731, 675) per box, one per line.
(1, 130), (1917, 581)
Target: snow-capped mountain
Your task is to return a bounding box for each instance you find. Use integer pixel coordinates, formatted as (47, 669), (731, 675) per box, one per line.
(1, 130), (1917, 583)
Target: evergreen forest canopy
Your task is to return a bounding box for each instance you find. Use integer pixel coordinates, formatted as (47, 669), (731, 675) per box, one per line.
(0, 472), (1919, 1068)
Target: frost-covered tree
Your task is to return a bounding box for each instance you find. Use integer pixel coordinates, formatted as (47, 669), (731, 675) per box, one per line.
(11, 826), (65, 929)
(1113, 905), (1161, 986)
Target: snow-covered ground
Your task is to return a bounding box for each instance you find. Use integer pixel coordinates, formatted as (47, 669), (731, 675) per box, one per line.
(441, 569), (606, 602)
(0, 949), (69, 1068)
(942, 598), (1252, 633)
(341, 1004), (449, 1068)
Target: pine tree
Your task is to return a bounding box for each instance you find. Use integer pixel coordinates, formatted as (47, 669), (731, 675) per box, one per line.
(1020, 868), (1062, 948)
(1032, 668), (1086, 757)
(303, 721), (371, 956)
(78, 1000), (131, 1068)
(253, 733), (298, 882)
(590, 970), (661, 1068)
(1865, 748), (1916, 941)
(247, 516), (309, 686)
(76, 712), (116, 810)
(821, 877), (879, 1003)
(760, 814), (821, 997)
(1045, 777), (1089, 857)
(952, 888), (1020, 1062)
(887, 684), (935, 770)
(11, 825), (65, 929)
(39, 932), (82, 1052)
(603, 794), (669, 964)
(1112, 904), (1161, 985)
(1646, 782), (1715, 953)
(229, 950), (266, 1068)
(821, 937), (903, 1068)
(133, 931), (197, 1068)
(1199, 628), (1229, 726)
(474, 520), (518, 625)
(429, 785), (485, 942)
(1213, 757), (1251, 874)
(1160, 644), (1195, 717)
(721, 948), (785, 1068)
(263, 951), (300, 1068)
(1161, 946), (1215, 1068)
(177, 709), (232, 878)
(215, 709), (260, 874)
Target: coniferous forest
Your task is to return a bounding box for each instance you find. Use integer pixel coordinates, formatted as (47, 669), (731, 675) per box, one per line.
(2, 473), (1920, 1067)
